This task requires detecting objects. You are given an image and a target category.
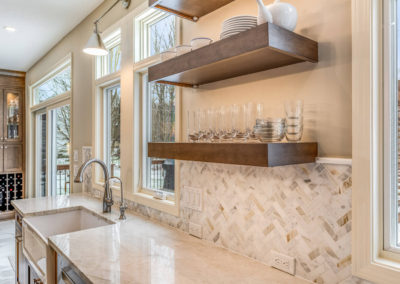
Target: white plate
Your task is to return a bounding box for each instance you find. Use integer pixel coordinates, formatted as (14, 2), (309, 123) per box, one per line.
(222, 24), (256, 29)
(223, 23), (257, 29)
(223, 20), (257, 26)
(222, 25), (256, 32)
(223, 23), (257, 28)
(223, 15), (257, 23)
(221, 28), (253, 35)
(220, 30), (248, 37)
(220, 32), (241, 39)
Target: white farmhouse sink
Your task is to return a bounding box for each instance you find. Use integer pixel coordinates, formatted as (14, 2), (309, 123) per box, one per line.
(22, 207), (114, 282)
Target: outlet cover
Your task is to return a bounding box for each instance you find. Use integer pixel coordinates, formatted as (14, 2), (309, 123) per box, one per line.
(270, 250), (296, 275)
(189, 222), (202, 239)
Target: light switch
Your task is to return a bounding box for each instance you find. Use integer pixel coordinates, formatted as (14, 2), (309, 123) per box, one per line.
(183, 186), (203, 211)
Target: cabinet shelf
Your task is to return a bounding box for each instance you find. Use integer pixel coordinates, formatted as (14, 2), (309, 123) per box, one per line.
(148, 142), (318, 167)
(149, 0), (234, 21)
(148, 23), (318, 88)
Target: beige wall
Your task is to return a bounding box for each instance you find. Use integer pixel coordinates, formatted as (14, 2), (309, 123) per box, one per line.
(25, 0), (351, 195)
(25, 0), (143, 195)
(181, 0), (352, 157)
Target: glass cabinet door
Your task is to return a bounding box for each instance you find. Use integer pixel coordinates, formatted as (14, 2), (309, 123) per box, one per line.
(4, 90), (22, 142)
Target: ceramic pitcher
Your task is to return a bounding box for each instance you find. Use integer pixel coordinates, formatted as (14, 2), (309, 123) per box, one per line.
(267, 0), (298, 31)
(256, 0), (273, 25)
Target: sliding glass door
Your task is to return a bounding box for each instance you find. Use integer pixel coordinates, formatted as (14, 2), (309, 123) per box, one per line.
(35, 111), (47, 197)
(35, 101), (71, 197)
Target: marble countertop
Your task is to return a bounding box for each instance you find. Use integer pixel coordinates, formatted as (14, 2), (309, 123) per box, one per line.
(12, 194), (309, 284)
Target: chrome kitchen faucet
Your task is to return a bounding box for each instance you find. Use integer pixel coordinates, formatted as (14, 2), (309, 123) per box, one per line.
(74, 159), (113, 213)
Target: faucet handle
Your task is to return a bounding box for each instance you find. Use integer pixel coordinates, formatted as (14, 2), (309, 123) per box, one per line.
(119, 203), (127, 220)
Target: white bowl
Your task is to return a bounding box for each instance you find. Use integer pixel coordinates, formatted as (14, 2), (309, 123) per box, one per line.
(175, 45), (192, 56)
(160, 50), (177, 61)
(191, 37), (213, 50)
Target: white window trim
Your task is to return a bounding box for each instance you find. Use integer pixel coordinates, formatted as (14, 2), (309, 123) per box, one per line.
(27, 53), (73, 198)
(93, 76), (121, 190)
(134, 6), (177, 62)
(131, 6), (182, 216)
(30, 54), (72, 108)
(132, 61), (181, 217)
(352, 0), (400, 282)
(91, 3), (181, 217)
(95, 28), (122, 80)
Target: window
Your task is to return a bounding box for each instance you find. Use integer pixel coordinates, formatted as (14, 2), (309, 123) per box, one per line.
(141, 74), (176, 195)
(104, 84), (121, 178)
(353, 0), (400, 282)
(31, 56), (72, 197)
(33, 61), (71, 105)
(96, 29), (121, 79)
(384, 0), (400, 252)
(135, 9), (176, 61)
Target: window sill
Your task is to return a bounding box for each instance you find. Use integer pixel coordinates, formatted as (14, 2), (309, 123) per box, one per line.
(91, 183), (179, 217)
(131, 191), (179, 217)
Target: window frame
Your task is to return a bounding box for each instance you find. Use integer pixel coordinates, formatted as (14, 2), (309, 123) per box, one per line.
(91, 4), (181, 216)
(95, 29), (122, 79)
(103, 83), (121, 179)
(93, 78), (121, 188)
(134, 8), (177, 62)
(352, 0), (400, 282)
(383, 0), (400, 254)
(132, 6), (181, 216)
(139, 72), (176, 202)
(31, 56), (72, 110)
(28, 53), (73, 198)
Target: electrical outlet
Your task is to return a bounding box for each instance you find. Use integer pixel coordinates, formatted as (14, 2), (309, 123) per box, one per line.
(189, 222), (202, 239)
(270, 251), (296, 275)
(183, 186), (202, 211)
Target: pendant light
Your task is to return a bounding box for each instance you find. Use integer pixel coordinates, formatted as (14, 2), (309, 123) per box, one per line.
(83, 23), (108, 56)
(83, 0), (130, 56)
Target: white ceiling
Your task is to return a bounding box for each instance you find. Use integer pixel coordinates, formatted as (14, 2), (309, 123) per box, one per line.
(0, 0), (105, 72)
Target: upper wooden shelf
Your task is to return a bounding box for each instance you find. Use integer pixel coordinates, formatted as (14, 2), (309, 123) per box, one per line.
(148, 23), (319, 88)
(149, 0), (234, 21)
(148, 142), (318, 167)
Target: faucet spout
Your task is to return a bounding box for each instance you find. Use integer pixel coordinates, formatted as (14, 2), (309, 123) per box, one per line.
(74, 159), (113, 213)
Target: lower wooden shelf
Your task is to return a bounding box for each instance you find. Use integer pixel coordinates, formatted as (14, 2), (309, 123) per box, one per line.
(148, 142), (318, 167)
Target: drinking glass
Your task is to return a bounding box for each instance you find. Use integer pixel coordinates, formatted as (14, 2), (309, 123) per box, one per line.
(256, 103), (264, 119)
(285, 100), (303, 142)
(197, 109), (207, 142)
(187, 110), (199, 142)
(231, 104), (240, 139)
(209, 108), (220, 142)
(246, 102), (258, 141)
(220, 106), (233, 141)
(235, 104), (248, 141)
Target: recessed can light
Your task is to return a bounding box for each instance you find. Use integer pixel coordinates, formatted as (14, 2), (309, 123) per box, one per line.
(3, 26), (16, 32)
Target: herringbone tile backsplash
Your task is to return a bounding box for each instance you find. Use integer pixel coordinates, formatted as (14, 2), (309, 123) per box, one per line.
(90, 162), (370, 284)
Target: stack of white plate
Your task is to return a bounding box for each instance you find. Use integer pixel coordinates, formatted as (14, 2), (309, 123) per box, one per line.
(220, 15), (257, 40)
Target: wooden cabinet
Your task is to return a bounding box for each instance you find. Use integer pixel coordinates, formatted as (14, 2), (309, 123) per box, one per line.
(0, 71), (24, 175)
(3, 88), (23, 143)
(3, 144), (23, 172)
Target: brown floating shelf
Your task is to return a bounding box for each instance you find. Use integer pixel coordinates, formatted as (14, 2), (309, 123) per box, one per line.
(148, 23), (318, 88)
(148, 142), (318, 167)
(149, 0), (234, 21)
